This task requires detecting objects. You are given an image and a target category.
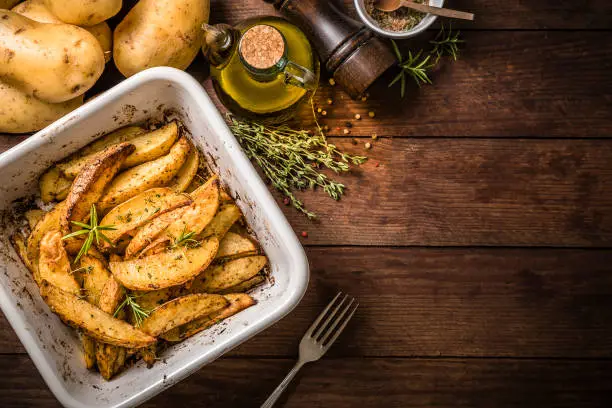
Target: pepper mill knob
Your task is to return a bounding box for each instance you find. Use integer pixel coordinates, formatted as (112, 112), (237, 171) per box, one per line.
(264, 0), (397, 99)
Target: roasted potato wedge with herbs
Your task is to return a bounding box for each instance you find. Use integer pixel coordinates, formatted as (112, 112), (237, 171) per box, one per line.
(24, 209), (45, 230)
(199, 203), (242, 239)
(38, 231), (81, 295)
(140, 294), (228, 337)
(215, 232), (258, 260)
(161, 293), (255, 342)
(58, 122), (179, 179)
(39, 166), (72, 203)
(125, 177), (220, 258)
(40, 281), (156, 348)
(26, 201), (66, 274)
(110, 237), (219, 290)
(10, 233), (34, 275)
(62, 143), (135, 253)
(99, 187), (191, 245)
(82, 335), (97, 370)
(81, 255), (112, 306)
(169, 140), (199, 193)
(96, 276), (127, 380)
(224, 274), (266, 294)
(98, 137), (191, 211)
(191, 256), (267, 294)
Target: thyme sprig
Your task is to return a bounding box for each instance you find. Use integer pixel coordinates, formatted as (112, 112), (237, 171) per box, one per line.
(390, 25), (463, 97)
(61, 204), (116, 264)
(114, 291), (150, 327)
(228, 114), (367, 219)
(170, 227), (201, 249)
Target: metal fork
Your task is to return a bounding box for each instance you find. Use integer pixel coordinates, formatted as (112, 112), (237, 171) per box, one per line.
(261, 292), (358, 408)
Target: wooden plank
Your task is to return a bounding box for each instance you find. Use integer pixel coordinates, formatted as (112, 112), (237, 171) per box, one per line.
(210, 0), (612, 30)
(2, 248), (611, 357)
(0, 355), (610, 408)
(275, 137), (612, 246)
(4, 32), (612, 139)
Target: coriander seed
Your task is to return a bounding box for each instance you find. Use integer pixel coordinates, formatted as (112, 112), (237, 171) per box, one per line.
(368, 111), (376, 118)
(365, 142), (372, 149)
(329, 78), (336, 86)
(343, 128), (351, 135)
(354, 113), (361, 120)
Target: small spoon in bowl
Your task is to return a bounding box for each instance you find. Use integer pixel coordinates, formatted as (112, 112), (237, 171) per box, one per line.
(375, 0), (475, 21)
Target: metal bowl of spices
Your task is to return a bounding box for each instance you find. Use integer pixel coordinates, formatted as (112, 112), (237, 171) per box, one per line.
(354, 0), (444, 39)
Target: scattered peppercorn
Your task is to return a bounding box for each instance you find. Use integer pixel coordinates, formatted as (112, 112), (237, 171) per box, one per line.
(361, 96), (368, 102)
(368, 111), (376, 118)
(283, 197), (290, 205)
(354, 113), (361, 120)
(351, 138), (358, 145)
(323, 125), (329, 131)
(329, 78), (336, 86)
(343, 128), (351, 135)
(317, 107), (322, 113)
(321, 110), (327, 116)
(375, 162), (380, 167)
(327, 98), (333, 105)
(365, 142), (372, 149)
(345, 121), (353, 128)
(372, 133), (378, 140)
(301, 231), (308, 238)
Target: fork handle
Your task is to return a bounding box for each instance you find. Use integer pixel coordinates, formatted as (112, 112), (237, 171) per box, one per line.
(261, 361), (305, 408)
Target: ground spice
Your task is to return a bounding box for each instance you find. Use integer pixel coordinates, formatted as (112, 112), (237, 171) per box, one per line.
(365, 0), (426, 32)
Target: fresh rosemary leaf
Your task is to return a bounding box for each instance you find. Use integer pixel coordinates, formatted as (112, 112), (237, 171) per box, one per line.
(61, 204), (116, 263)
(114, 291), (150, 327)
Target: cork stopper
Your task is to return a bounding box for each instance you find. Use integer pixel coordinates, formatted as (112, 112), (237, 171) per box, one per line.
(239, 25), (285, 70)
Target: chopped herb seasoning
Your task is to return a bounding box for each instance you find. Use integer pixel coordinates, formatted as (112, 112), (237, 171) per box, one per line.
(365, 0), (425, 32)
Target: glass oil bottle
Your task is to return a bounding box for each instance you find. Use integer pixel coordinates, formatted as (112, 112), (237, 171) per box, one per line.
(202, 16), (319, 122)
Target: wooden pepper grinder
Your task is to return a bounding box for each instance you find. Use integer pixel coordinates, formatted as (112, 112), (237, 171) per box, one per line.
(264, 0), (397, 99)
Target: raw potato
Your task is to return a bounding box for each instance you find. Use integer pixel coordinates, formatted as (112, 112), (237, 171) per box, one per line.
(26, 201), (66, 275)
(62, 143), (135, 251)
(199, 203), (241, 239)
(125, 176), (219, 258)
(38, 231), (81, 294)
(43, 0), (121, 26)
(39, 166), (73, 203)
(0, 81), (83, 134)
(98, 138), (191, 211)
(0, 10), (105, 103)
(11, 0), (113, 62)
(24, 209), (45, 230)
(40, 281), (156, 348)
(58, 122), (178, 179)
(161, 293), (255, 342)
(170, 145), (199, 193)
(109, 237), (219, 290)
(140, 294), (228, 337)
(99, 187), (192, 244)
(215, 232), (258, 260)
(191, 256), (267, 294)
(113, 0), (210, 77)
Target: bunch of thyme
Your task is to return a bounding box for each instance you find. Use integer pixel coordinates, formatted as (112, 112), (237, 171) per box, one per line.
(228, 114), (367, 219)
(390, 25), (464, 97)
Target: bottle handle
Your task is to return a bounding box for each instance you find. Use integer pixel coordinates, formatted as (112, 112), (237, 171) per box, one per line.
(283, 61), (317, 91)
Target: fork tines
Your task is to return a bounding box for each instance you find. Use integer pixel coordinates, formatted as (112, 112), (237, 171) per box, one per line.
(307, 292), (358, 348)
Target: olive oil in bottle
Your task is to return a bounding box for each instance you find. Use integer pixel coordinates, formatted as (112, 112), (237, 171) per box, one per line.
(202, 16), (319, 121)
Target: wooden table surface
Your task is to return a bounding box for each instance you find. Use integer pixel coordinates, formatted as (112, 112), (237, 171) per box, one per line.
(2, 0), (612, 407)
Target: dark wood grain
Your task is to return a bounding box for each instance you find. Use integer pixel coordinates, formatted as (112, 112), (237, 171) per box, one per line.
(1, 355), (611, 408)
(2, 248), (611, 358)
(211, 0), (612, 30)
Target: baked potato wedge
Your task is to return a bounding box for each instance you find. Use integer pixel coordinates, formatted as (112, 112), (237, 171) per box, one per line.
(215, 232), (258, 260)
(169, 143), (199, 193)
(38, 231), (81, 294)
(161, 293), (255, 342)
(62, 143), (135, 253)
(223, 274), (266, 294)
(95, 276), (127, 380)
(10, 233), (34, 275)
(40, 281), (156, 348)
(191, 256), (267, 294)
(58, 122), (179, 179)
(24, 209), (45, 230)
(99, 188), (192, 245)
(82, 335), (97, 369)
(199, 203), (242, 239)
(81, 255), (111, 306)
(39, 166), (72, 203)
(26, 201), (66, 274)
(140, 294), (228, 337)
(98, 137), (191, 211)
(125, 177), (220, 259)
(110, 237), (219, 291)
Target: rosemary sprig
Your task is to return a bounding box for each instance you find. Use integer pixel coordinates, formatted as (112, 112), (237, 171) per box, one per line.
(390, 25), (463, 97)
(114, 291), (150, 327)
(170, 227), (201, 249)
(228, 114), (367, 219)
(61, 204), (116, 264)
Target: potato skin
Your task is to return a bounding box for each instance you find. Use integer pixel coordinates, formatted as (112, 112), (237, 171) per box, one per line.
(12, 0), (113, 62)
(0, 10), (105, 103)
(43, 0), (121, 26)
(113, 0), (210, 77)
(0, 81), (83, 133)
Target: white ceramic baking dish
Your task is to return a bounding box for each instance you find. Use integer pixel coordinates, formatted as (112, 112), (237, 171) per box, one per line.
(0, 67), (309, 408)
